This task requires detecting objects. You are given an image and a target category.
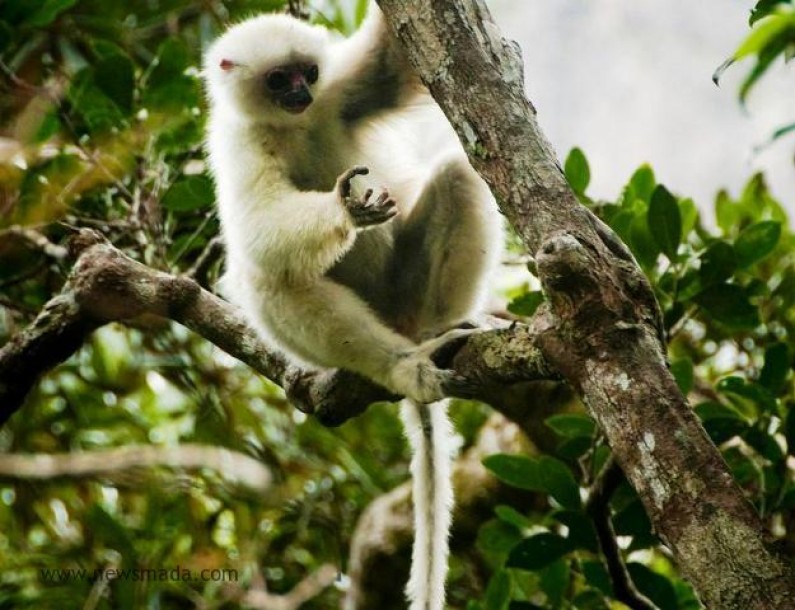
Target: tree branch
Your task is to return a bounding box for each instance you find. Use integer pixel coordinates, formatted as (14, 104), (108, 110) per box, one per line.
(185, 234), (224, 289)
(0, 229), (558, 427)
(0, 443), (272, 492)
(1, 226), (69, 261)
(586, 460), (657, 610)
(376, 1), (795, 607)
(235, 564), (338, 610)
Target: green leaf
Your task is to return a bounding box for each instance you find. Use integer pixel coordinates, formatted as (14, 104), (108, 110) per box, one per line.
(663, 301), (685, 332)
(627, 563), (679, 610)
(67, 68), (125, 133)
(144, 39), (200, 110)
(155, 116), (203, 154)
(161, 175), (215, 212)
(539, 558), (569, 606)
(25, 0), (76, 27)
(669, 358), (694, 394)
(553, 510), (599, 552)
(694, 401), (745, 422)
(734, 220), (781, 267)
(506, 533), (571, 571)
(354, 0), (370, 26)
(770, 120), (795, 142)
(94, 53), (135, 115)
(739, 24), (795, 103)
(735, 11), (795, 59)
(581, 561), (613, 596)
(674, 579), (704, 610)
(483, 454), (581, 509)
(564, 147), (590, 195)
(613, 499), (652, 539)
(545, 413), (596, 439)
(494, 505), (532, 530)
(149, 39), (190, 87)
(751, 0), (791, 25)
(743, 427), (785, 462)
(695, 401), (749, 444)
(759, 342), (790, 393)
(33, 111), (61, 143)
(507, 291), (544, 317)
(484, 570), (512, 610)
(476, 519), (524, 555)
(715, 190), (738, 234)
(678, 196), (698, 237)
(482, 454), (542, 490)
(648, 185), (681, 260)
(572, 589), (610, 610)
(629, 205), (660, 269)
(607, 209), (634, 248)
(87, 505), (137, 566)
(555, 435), (592, 461)
(699, 241), (737, 287)
(693, 283), (760, 329)
(725, 446), (759, 485)
(629, 164), (656, 203)
(717, 376), (776, 411)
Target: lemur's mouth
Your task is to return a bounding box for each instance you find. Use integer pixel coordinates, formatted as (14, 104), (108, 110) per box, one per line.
(283, 101), (311, 114)
(282, 90), (312, 114)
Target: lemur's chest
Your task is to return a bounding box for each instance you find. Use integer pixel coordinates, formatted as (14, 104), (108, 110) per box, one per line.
(279, 123), (359, 192)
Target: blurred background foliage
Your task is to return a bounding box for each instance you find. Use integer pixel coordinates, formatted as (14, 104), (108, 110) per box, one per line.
(0, 0), (793, 609)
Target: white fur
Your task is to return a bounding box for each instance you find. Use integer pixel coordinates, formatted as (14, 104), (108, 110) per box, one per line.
(203, 7), (502, 609)
(401, 399), (455, 610)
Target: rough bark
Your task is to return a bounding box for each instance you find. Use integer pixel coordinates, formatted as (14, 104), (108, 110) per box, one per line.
(0, 443), (272, 492)
(376, 0), (795, 607)
(0, 229), (557, 427)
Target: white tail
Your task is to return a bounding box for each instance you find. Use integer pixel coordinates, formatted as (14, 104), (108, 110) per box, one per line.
(400, 398), (455, 610)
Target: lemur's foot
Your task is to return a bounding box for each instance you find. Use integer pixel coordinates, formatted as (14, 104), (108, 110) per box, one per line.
(389, 328), (481, 403)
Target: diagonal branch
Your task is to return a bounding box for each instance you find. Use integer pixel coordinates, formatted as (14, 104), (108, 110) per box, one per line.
(376, 1), (795, 607)
(0, 229), (558, 427)
(0, 443), (272, 492)
(586, 460), (657, 610)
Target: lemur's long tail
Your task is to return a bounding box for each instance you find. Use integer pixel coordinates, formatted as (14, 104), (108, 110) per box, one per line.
(400, 398), (454, 610)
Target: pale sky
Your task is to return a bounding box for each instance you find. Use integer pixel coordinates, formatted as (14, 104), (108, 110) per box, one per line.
(490, 0), (795, 219)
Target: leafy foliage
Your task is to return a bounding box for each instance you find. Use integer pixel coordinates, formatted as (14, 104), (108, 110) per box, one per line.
(1, 1), (794, 610)
(714, 0), (795, 145)
(502, 146), (795, 609)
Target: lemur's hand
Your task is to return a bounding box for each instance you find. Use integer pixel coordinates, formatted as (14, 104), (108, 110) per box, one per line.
(337, 166), (397, 228)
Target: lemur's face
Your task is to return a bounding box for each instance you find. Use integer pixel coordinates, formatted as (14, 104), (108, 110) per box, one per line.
(204, 15), (329, 124)
(262, 63), (319, 114)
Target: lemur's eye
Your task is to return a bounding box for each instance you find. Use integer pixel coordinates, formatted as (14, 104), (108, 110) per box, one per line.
(305, 64), (319, 84)
(265, 69), (290, 91)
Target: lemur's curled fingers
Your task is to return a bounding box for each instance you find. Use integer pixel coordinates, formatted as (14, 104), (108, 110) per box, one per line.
(337, 166), (397, 228)
(336, 165), (369, 198)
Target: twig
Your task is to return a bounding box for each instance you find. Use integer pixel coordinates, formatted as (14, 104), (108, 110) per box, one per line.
(240, 564), (337, 610)
(185, 235), (224, 289)
(586, 459), (658, 610)
(0, 443), (271, 492)
(2, 226), (69, 260)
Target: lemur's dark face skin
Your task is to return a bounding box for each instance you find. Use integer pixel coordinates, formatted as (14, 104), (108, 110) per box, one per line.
(264, 63), (319, 113)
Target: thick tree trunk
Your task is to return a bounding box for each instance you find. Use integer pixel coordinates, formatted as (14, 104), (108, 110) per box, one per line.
(376, 1), (795, 607)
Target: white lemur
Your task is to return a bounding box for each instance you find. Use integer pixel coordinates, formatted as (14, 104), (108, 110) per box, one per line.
(203, 6), (501, 610)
